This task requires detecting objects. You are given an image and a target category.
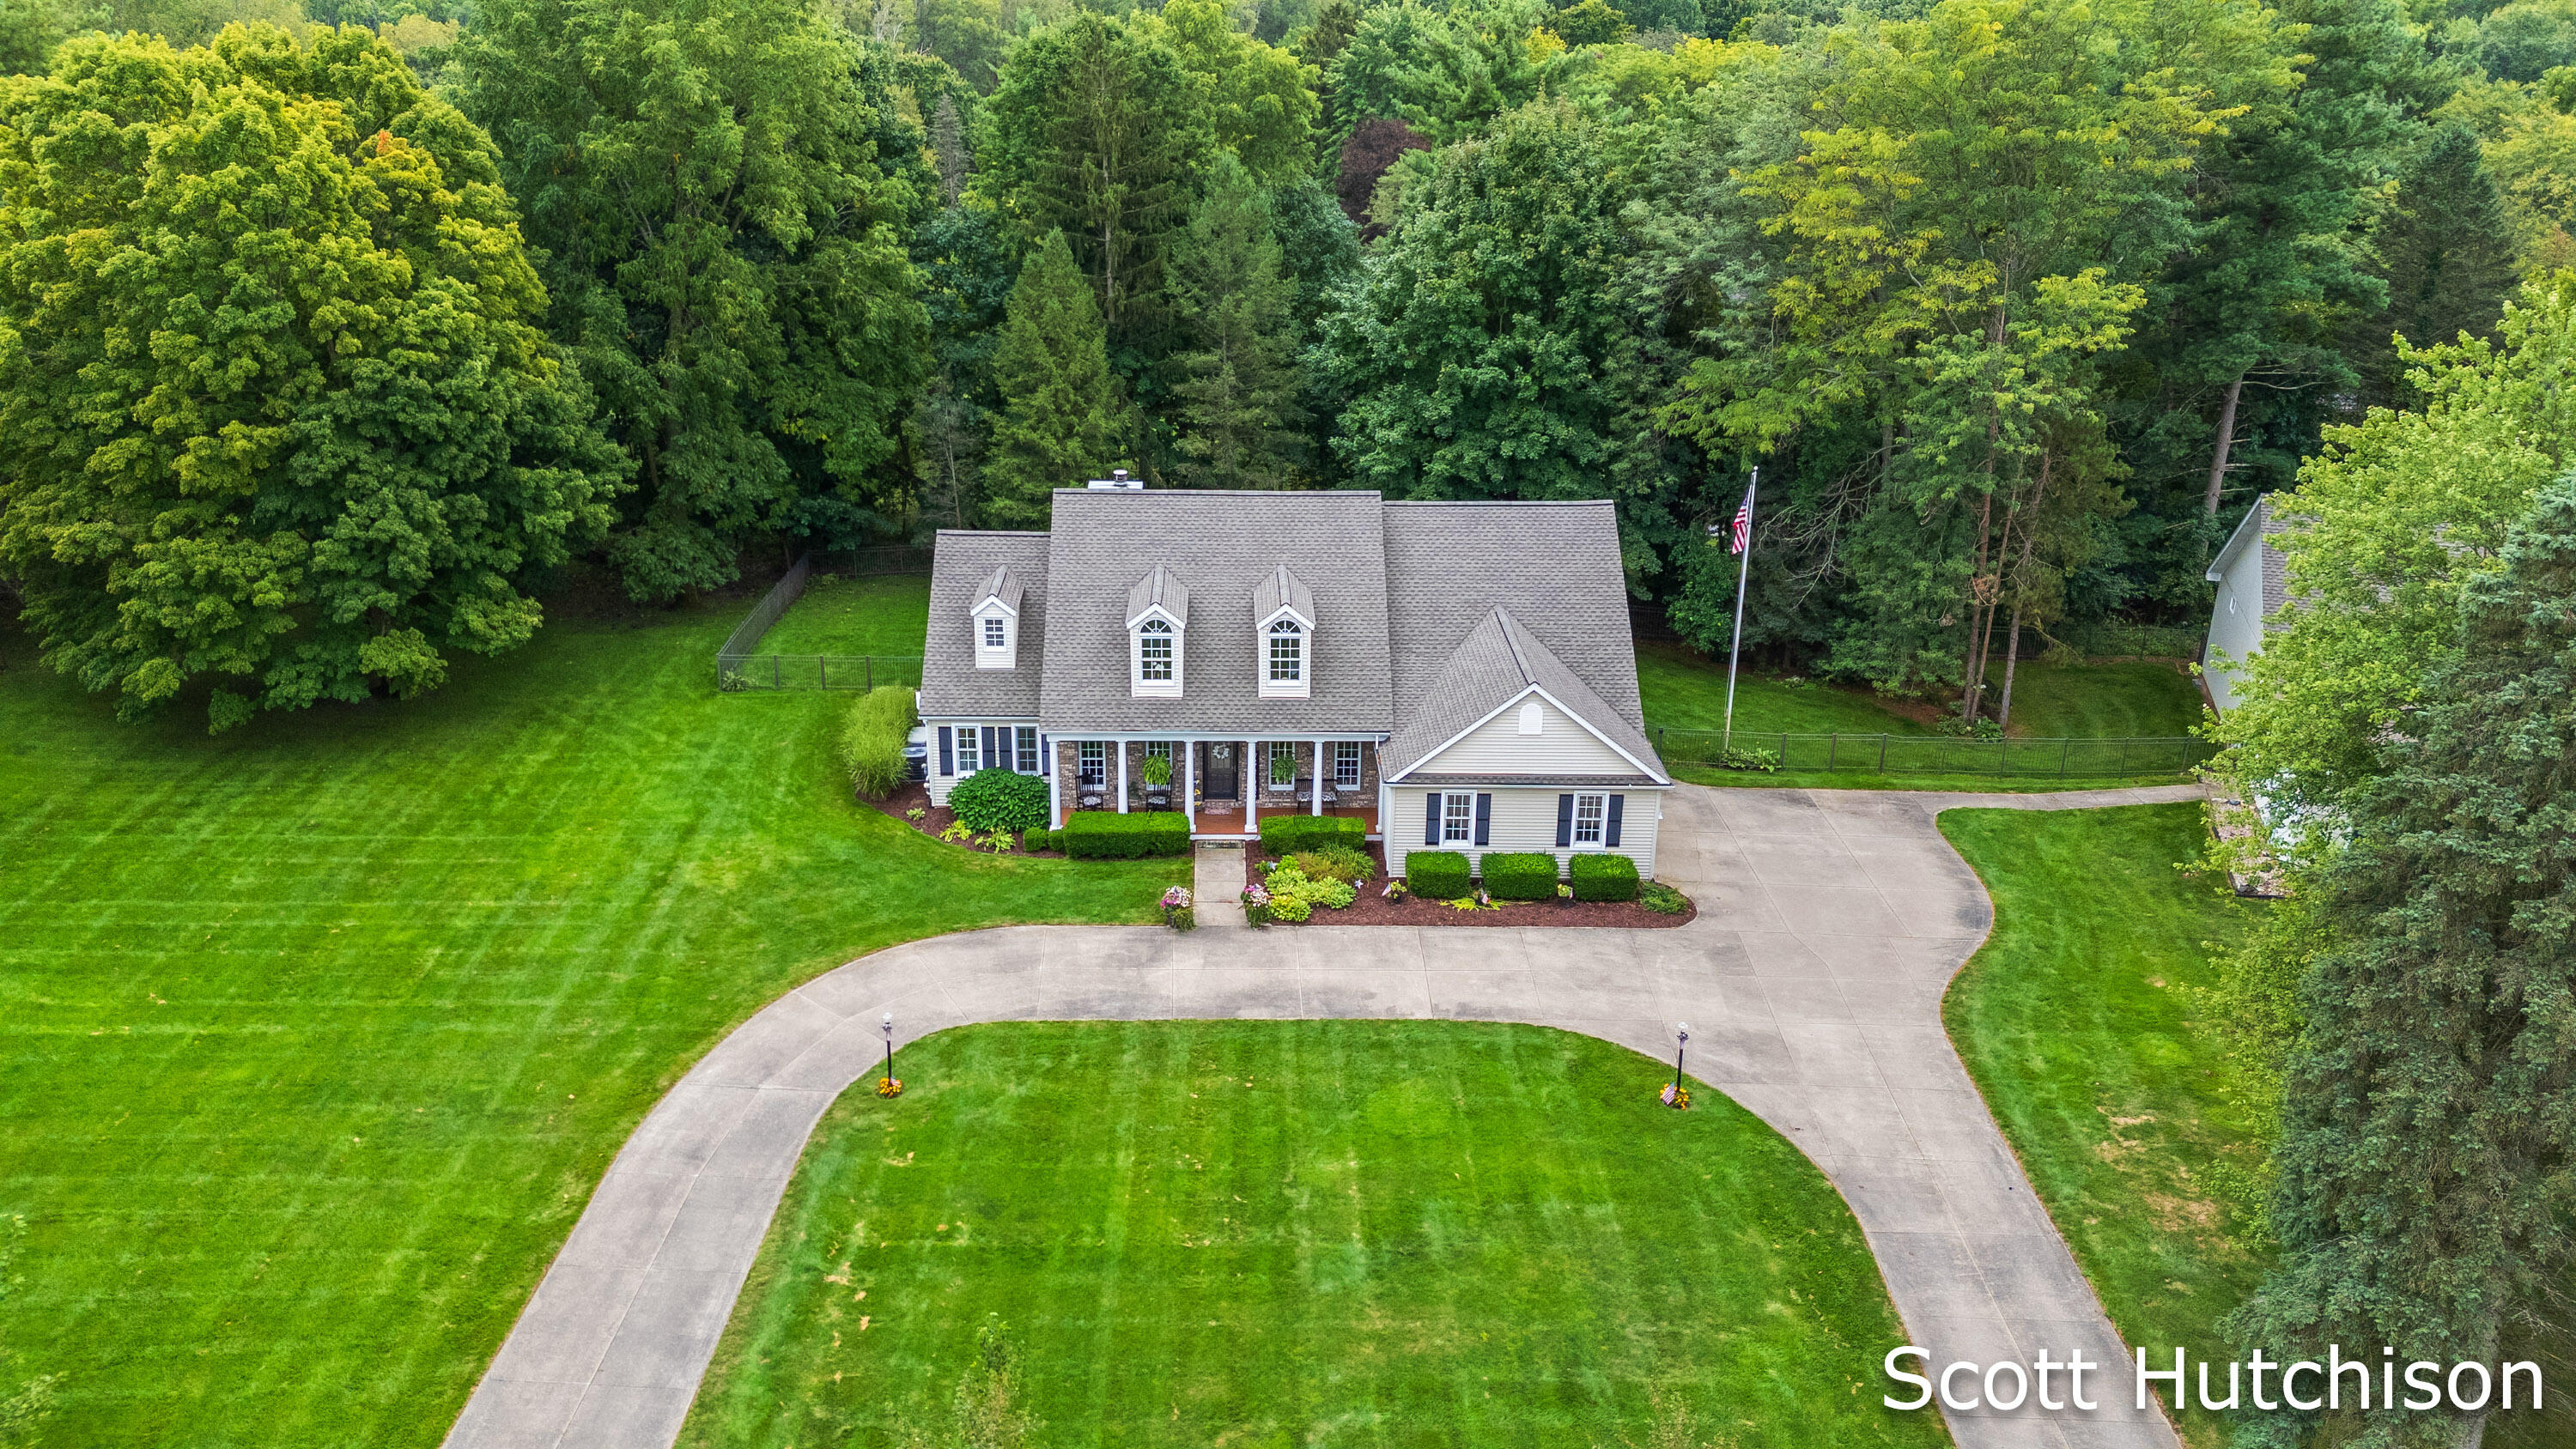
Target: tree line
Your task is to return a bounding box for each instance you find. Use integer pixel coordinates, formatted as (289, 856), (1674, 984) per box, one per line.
(0, 0), (2559, 737)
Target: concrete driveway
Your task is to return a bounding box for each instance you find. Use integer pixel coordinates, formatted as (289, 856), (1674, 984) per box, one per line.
(443, 783), (2199, 1449)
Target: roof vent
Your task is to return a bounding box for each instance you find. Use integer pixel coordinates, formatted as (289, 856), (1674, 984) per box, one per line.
(1085, 469), (1143, 491)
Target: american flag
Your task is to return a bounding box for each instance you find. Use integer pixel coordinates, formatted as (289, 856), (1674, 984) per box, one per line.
(1728, 483), (1754, 555)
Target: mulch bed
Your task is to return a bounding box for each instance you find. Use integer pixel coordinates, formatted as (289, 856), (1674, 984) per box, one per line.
(1240, 842), (1695, 930)
(860, 782), (1066, 857)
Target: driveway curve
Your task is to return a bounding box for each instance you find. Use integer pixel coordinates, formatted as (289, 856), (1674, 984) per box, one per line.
(443, 783), (2198, 1449)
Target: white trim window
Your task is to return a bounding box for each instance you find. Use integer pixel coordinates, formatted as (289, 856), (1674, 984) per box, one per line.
(1333, 742), (1361, 788)
(1016, 726), (1040, 773)
(1261, 618), (1309, 698)
(1572, 792), (1607, 846)
(1135, 619), (1176, 694)
(956, 724), (981, 774)
(1145, 740), (1173, 765)
(983, 616), (1005, 648)
(1442, 791), (1473, 843)
(1078, 741), (1107, 787)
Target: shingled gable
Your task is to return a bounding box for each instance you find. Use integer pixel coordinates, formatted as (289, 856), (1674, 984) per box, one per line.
(920, 530), (1048, 718)
(1381, 608), (1668, 783)
(1252, 562), (1314, 627)
(1125, 563), (1189, 626)
(974, 565), (1024, 616)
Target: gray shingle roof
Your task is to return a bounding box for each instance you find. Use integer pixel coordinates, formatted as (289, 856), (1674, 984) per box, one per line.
(1378, 608), (1667, 780)
(1040, 491), (1394, 733)
(1252, 563), (1314, 625)
(1126, 564), (1190, 626)
(916, 492), (1663, 771)
(918, 531), (1047, 718)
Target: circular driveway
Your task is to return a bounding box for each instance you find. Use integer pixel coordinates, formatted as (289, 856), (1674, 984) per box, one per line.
(443, 784), (2198, 1449)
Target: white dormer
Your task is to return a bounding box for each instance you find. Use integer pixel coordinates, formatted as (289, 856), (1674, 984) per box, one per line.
(1127, 564), (1188, 698)
(1254, 563), (1314, 700)
(971, 566), (1023, 670)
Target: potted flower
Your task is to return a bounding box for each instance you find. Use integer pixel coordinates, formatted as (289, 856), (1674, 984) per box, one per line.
(1161, 885), (1195, 931)
(1139, 753), (1173, 809)
(1241, 881), (1273, 927)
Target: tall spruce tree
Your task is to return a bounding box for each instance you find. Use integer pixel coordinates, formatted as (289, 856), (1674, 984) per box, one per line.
(1169, 162), (1309, 488)
(2354, 124), (2521, 408)
(984, 233), (1126, 525)
(2225, 474), (2576, 1449)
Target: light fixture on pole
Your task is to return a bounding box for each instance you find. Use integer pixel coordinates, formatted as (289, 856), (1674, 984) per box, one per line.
(1664, 1022), (1692, 1110)
(877, 1012), (903, 1098)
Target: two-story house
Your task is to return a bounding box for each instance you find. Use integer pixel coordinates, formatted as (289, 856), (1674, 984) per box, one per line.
(915, 486), (1674, 880)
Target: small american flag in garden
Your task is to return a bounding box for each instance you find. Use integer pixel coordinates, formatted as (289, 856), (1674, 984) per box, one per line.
(1728, 483), (1754, 555)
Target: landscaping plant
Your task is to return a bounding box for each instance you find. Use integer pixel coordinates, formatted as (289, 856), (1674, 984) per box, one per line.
(840, 686), (916, 798)
(1404, 851), (1471, 900)
(1479, 852), (1560, 901)
(1257, 815), (1366, 855)
(1638, 882), (1690, 916)
(949, 768), (1050, 834)
(1064, 812), (1191, 858)
(1568, 854), (1640, 902)
(1283, 847), (1370, 885)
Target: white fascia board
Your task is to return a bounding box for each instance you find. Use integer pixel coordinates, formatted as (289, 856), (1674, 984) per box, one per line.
(1257, 603), (1315, 633)
(973, 595), (1018, 620)
(1387, 684), (1672, 785)
(2207, 500), (2269, 585)
(1125, 602), (1186, 631)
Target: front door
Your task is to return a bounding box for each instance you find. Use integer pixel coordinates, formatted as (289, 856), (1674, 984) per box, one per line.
(1204, 743), (1238, 800)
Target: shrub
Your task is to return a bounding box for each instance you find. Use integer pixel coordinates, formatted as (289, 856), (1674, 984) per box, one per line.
(1718, 746), (1778, 772)
(950, 767), (1048, 833)
(1258, 813), (1366, 856)
(1569, 853), (1640, 902)
(1640, 881), (1690, 915)
(1024, 828), (1061, 853)
(1064, 811), (1191, 858)
(1265, 864), (1355, 923)
(1406, 850), (1471, 899)
(840, 685), (915, 797)
(1285, 846), (1371, 884)
(1480, 852), (1561, 901)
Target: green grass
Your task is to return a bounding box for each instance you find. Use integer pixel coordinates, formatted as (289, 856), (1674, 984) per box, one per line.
(1938, 804), (2263, 1447)
(0, 603), (1178, 1448)
(1674, 766), (2192, 792)
(682, 1021), (1948, 1449)
(756, 572), (933, 657)
(1982, 660), (2206, 739)
(1637, 643), (1930, 736)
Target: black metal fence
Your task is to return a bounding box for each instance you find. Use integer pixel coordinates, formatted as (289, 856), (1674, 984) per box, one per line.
(1653, 728), (2215, 780)
(714, 548), (933, 692)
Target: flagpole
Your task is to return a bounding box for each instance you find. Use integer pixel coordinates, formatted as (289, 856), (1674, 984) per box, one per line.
(1722, 468), (1758, 751)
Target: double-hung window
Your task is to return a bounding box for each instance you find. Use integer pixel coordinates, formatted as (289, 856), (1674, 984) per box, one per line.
(1442, 791), (1474, 843)
(1572, 793), (1607, 846)
(955, 724), (981, 774)
(983, 616), (1005, 648)
(1138, 621), (1174, 682)
(1016, 726), (1040, 773)
(1078, 741), (1106, 787)
(1267, 621), (1303, 682)
(1333, 742), (1361, 788)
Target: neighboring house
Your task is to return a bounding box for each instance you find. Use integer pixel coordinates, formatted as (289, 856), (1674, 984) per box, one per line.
(2202, 495), (2290, 713)
(916, 486), (1674, 879)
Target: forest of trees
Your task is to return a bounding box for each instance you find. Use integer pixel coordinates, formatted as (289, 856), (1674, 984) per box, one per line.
(3, 0), (2567, 724)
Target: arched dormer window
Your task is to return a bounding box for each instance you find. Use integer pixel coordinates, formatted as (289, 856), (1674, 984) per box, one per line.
(1267, 620), (1303, 684)
(1139, 619), (1174, 680)
(1127, 564), (1188, 697)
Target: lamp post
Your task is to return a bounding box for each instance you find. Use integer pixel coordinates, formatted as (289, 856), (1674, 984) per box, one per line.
(878, 1012), (902, 1098)
(1668, 1022), (1691, 1108)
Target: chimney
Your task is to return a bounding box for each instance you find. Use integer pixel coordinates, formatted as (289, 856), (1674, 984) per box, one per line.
(1084, 469), (1144, 491)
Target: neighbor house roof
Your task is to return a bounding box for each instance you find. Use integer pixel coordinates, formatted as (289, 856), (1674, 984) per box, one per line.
(1379, 607), (1667, 781)
(1038, 490), (1395, 733)
(919, 530), (1048, 718)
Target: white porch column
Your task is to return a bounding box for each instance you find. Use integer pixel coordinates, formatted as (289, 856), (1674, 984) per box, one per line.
(1182, 739), (1195, 834)
(1311, 737), (1324, 815)
(1243, 738), (1257, 837)
(1048, 747), (1061, 829)
(1116, 737), (1129, 813)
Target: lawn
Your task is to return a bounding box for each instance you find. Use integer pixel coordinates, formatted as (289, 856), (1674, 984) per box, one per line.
(1982, 660), (2205, 739)
(682, 1021), (1948, 1449)
(1637, 642), (1930, 736)
(756, 572), (933, 657)
(0, 599), (1176, 1448)
(1938, 804), (2264, 1447)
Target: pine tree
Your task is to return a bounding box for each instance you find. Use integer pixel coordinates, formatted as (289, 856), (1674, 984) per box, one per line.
(2225, 474), (2576, 1449)
(2356, 124), (2521, 409)
(984, 232), (1125, 526)
(1169, 163), (1309, 489)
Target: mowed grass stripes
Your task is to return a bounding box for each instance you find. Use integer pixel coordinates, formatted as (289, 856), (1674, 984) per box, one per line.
(0, 604), (1176, 1448)
(684, 1022), (1945, 1449)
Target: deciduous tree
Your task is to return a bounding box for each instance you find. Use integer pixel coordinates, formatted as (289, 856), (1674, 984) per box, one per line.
(0, 26), (626, 729)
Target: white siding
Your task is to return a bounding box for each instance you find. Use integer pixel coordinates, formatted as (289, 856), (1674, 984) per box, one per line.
(923, 719), (1039, 805)
(1409, 693), (1641, 776)
(2202, 547), (2268, 713)
(1380, 785), (1665, 882)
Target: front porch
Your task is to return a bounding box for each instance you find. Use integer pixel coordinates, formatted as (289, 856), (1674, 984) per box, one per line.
(1050, 736), (1382, 839)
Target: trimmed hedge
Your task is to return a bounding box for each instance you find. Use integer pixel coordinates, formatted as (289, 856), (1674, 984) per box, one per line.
(1024, 828), (1062, 853)
(950, 767), (1048, 833)
(1257, 813), (1367, 856)
(1570, 853), (1640, 902)
(1481, 852), (1561, 901)
(1405, 849), (1471, 899)
(1065, 811), (1191, 859)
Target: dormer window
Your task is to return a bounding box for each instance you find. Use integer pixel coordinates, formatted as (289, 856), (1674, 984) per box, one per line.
(1127, 564), (1188, 697)
(1267, 621), (1303, 684)
(1255, 562), (1315, 699)
(971, 565), (1022, 670)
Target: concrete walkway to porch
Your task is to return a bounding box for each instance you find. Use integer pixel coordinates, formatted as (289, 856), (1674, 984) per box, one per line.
(444, 782), (2201, 1449)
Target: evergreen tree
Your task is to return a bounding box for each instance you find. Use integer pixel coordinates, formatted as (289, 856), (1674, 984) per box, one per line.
(2355, 124), (2521, 407)
(1170, 163), (1309, 488)
(2224, 473), (2576, 1449)
(984, 233), (1126, 525)
(0, 26), (627, 730)
(450, 0), (932, 601)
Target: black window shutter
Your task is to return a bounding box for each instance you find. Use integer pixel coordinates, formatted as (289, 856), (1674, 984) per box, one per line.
(1555, 793), (1575, 847)
(1425, 792), (1441, 846)
(1039, 736), (1049, 775)
(1473, 793), (1492, 846)
(982, 726), (999, 768)
(937, 726), (952, 775)
(1606, 794), (1625, 846)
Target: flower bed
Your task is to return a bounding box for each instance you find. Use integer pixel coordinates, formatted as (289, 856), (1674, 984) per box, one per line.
(1236, 842), (1695, 929)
